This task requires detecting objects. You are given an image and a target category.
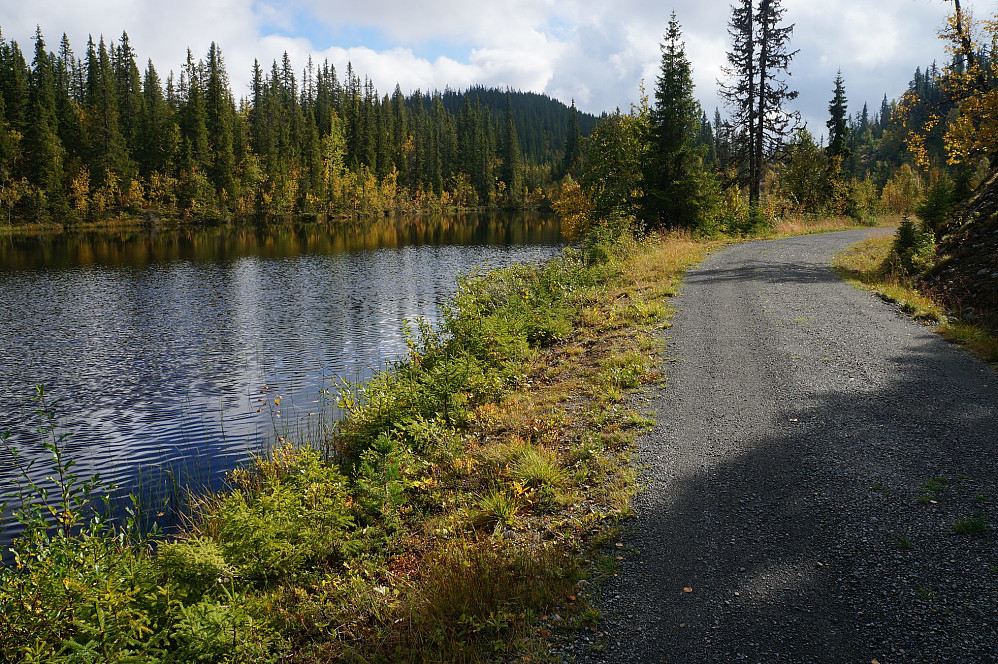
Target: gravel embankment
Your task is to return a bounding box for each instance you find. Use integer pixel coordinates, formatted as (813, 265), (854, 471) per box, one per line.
(570, 230), (998, 663)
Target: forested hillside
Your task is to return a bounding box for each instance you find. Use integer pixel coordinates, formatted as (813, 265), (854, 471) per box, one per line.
(0, 28), (594, 225)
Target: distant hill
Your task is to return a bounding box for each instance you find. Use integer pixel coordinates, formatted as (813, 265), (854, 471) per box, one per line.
(438, 87), (599, 168)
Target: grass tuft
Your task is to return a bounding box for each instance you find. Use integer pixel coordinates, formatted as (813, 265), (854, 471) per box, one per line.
(952, 515), (990, 536)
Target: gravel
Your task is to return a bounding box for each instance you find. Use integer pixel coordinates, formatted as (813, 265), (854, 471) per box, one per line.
(565, 230), (998, 663)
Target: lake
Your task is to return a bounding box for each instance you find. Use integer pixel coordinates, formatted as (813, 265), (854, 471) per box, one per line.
(0, 212), (562, 528)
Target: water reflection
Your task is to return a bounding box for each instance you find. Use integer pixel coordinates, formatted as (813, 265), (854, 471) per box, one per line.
(0, 212), (562, 534)
(0, 212), (562, 271)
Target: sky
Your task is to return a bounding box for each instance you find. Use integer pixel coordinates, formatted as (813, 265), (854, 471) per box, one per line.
(0, 0), (988, 136)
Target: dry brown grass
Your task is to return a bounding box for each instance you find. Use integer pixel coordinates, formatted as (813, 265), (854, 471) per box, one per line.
(833, 234), (998, 363)
(770, 213), (901, 237)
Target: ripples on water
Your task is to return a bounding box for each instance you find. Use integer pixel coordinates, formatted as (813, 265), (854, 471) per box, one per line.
(0, 213), (562, 534)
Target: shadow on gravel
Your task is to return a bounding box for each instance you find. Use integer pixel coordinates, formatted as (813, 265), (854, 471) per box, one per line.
(687, 260), (846, 287)
(596, 339), (998, 663)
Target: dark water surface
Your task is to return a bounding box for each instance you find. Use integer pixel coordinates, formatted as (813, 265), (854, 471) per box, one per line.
(0, 212), (561, 526)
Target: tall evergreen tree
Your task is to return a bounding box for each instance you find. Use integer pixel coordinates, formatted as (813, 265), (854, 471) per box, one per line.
(501, 93), (524, 205)
(112, 32), (143, 159)
(827, 70), (850, 159)
(137, 60), (175, 176)
(84, 36), (131, 185)
(204, 42), (236, 197)
(719, 0), (756, 197)
(563, 99), (581, 174)
(25, 27), (67, 217)
(754, 0), (798, 204)
(720, 0), (799, 206)
(642, 13), (718, 230)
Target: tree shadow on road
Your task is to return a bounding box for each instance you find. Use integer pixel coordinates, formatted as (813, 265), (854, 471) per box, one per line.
(590, 338), (998, 664)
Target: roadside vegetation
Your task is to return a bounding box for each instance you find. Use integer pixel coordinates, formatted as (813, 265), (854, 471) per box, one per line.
(0, 218), (712, 662)
(833, 221), (998, 363)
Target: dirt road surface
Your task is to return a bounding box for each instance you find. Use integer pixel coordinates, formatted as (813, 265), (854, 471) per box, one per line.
(576, 230), (998, 663)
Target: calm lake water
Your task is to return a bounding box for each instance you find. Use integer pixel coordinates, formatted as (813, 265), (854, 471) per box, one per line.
(0, 212), (562, 527)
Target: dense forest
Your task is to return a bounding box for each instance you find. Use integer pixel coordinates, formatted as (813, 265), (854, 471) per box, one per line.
(560, 52), (972, 240)
(0, 28), (596, 225)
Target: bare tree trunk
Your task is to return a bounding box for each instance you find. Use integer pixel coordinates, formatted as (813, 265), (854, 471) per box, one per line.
(753, 0), (770, 208)
(747, 4), (758, 208)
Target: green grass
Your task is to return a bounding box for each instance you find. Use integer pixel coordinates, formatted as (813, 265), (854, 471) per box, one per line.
(834, 234), (998, 362)
(952, 515), (990, 536)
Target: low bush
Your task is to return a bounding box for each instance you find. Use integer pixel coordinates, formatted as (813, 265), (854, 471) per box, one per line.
(888, 216), (937, 276)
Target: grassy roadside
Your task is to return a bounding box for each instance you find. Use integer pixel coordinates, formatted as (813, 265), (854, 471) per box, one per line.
(0, 226), (707, 663)
(769, 213), (902, 238)
(832, 232), (998, 363)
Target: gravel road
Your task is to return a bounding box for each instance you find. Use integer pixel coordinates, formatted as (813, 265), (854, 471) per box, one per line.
(573, 230), (998, 663)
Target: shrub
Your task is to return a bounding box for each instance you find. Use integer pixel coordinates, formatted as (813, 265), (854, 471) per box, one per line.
(158, 537), (232, 593)
(917, 171), (956, 235)
(888, 216), (936, 276)
(204, 446), (354, 583)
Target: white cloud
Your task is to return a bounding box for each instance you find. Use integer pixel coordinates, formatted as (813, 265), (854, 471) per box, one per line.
(0, 0), (967, 130)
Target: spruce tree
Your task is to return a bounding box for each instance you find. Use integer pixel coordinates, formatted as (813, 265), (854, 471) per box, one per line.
(720, 0), (798, 207)
(642, 13), (718, 230)
(754, 0), (798, 200)
(562, 99), (581, 174)
(84, 36), (131, 185)
(827, 70), (850, 159)
(205, 42), (236, 197)
(113, 32), (143, 160)
(501, 93), (524, 206)
(178, 49), (209, 171)
(25, 27), (67, 218)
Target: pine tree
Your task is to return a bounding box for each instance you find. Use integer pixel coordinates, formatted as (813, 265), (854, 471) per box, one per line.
(25, 27), (67, 218)
(642, 13), (718, 230)
(754, 0), (798, 202)
(501, 93), (524, 205)
(720, 0), (799, 207)
(719, 0), (755, 197)
(563, 99), (581, 174)
(826, 70), (850, 159)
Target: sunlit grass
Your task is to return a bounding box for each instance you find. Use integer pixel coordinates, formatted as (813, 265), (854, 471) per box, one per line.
(834, 234), (998, 363)
(769, 213), (901, 237)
